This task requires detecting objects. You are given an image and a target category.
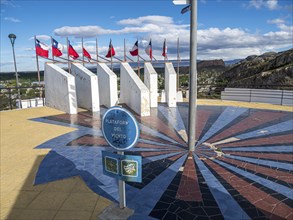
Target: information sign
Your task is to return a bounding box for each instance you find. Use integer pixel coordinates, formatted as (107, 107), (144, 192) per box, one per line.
(102, 107), (140, 151)
(102, 151), (142, 183)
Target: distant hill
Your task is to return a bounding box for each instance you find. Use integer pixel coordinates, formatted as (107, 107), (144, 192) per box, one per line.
(219, 48), (293, 88)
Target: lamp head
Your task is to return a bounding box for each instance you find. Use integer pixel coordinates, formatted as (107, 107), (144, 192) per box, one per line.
(8, 34), (16, 46)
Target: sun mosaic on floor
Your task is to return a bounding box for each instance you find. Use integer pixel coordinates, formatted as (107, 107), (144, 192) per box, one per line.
(32, 103), (293, 220)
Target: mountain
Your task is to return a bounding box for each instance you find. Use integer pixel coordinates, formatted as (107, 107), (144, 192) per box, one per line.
(219, 48), (293, 88)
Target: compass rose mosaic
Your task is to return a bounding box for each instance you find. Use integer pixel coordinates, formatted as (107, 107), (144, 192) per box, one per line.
(32, 103), (293, 219)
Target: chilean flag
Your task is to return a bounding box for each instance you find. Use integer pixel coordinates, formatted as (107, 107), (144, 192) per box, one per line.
(83, 47), (92, 60)
(52, 38), (62, 57)
(68, 41), (79, 59)
(162, 39), (167, 58)
(129, 40), (138, 56)
(35, 39), (49, 58)
(145, 40), (152, 60)
(105, 39), (115, 58)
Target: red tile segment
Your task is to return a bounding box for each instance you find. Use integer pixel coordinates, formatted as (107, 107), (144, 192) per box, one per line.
(168, 152), (186, 161)
(176, 153), (202, 201)
(196, 110), (213, 140)
(140, 116), (187, 146)
(208, 111), (285, 144)
(218, 157), (293, 184)
(223, 152), (293, 163)
(220, 134), (293, 148)
(204, 159), (292, 219)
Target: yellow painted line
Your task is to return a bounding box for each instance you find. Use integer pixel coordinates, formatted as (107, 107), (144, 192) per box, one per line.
(197, 99), (293, 112)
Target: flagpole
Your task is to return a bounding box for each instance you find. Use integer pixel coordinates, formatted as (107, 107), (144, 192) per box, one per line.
(34, 36), (41, 86)
(164, 39), (166, 62)
(67, 37), (70, 74)
(110, 39), (113, 71)
(177, 37), (180, 90)
(124, 39), (126, 62)
(82, 37), (84, 66)
(150, 38), (152, 63)
(51, 36), (55, 63)
(137, 39), (140, 78)
(96, 38), (99, 71)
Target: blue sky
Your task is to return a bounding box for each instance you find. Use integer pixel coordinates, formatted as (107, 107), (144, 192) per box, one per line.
(1, 0), (292, 72)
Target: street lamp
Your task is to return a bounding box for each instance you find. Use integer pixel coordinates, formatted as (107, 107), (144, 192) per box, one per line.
(8, 33), (22, 109)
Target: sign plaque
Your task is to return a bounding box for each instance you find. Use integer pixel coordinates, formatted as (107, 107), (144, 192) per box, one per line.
(102, 107), (140, 151)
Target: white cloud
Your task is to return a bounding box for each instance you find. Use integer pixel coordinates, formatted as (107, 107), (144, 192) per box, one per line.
(51, 14), (293, 61)
(248, 0), (279, 10)
(4, 16), (20, 22)
(29, 35), (51, 41)
(266, 0), (278, 10)
(118, 15), (173, 26)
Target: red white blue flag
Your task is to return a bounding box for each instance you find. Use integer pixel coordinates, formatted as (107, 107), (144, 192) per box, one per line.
(52, 38), (62, 57)
(162, 39), (167, 58)
(145, 40), (152, 59)
(68, 41), (79, 59)
(129, 40), (138, 56)
(35, 39), (49, 58)
(105, 39), (115, 58)
(83, 47), (92, 60)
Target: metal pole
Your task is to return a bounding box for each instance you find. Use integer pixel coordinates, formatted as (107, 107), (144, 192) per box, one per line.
(34, 36), (41, 86)
(177, 37), (180, 90)
(82, 37), (85, 66)
(188, 0), (197, 151)
(11, 42), (22, 109)
(118, 151), (126, 209)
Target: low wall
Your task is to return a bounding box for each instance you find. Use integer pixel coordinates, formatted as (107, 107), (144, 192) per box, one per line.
(120, 62), (150, 116)
(96, 63), (118, 108)
(221, 88), (293, 106)
(144, 62), (158, 108)
(45, 63), (77, 114)
(165, 62), (177, 107)
(71, 63), (100, 112)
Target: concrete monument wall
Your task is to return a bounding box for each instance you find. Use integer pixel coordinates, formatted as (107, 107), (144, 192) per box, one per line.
(96, 63), (118, 108)
(71, 63), (100, 112)
(165, 62), (177, 107)
(45, 63), (77, 114)
(120, 62), (150, 116)
(144, 62), (158, 108)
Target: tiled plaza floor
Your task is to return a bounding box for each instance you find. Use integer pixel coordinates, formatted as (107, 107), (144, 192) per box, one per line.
(1, 100), (292, 219)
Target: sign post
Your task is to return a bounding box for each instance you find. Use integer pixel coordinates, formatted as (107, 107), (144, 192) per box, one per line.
(102, 106), (140, 209)
(118, 151), (126, 209)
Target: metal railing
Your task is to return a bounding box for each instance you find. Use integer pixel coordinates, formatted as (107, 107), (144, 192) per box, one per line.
(0, 85), (45, 110)
(0, 84), (292, 111)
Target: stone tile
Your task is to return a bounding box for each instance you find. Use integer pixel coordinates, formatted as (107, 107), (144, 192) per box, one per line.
(54, 210), (92, 220)
(0, 208), (23, 220)
(27, 191), (70, 210)
(17, 209), (57, 220)
(60, 192), (99, 211)
(90, 196), (112, 220)
(1, 190), (40, 209)
(44, 178), (78, 192)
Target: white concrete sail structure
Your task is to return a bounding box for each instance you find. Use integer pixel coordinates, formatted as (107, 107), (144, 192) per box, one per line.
(164, 62), (177, 107)
(96, 63), (118, 108)
(120, 62), (150, 116)
(45, 63), (77, 114)
(71, 63), (100, 112)
(144, 62), (158, 108)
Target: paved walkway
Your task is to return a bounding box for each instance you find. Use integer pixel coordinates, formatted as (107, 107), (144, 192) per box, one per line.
(1, 100), (292, 219)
